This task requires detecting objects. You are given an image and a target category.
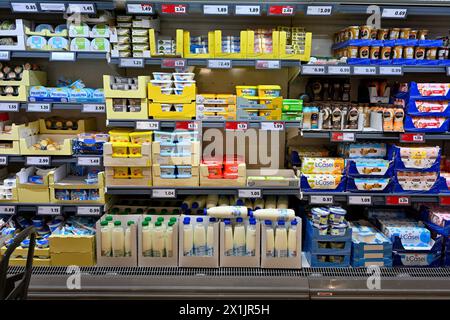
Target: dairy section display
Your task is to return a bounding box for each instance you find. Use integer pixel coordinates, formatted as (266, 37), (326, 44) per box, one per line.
(2, 0), (450, 302)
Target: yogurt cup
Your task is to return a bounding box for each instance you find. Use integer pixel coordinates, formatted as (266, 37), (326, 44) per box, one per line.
(151, 80), (172, 89)
(330, 242), (345, 249)
(329, 255), (344, 263)
(177, 165), (192, 178)
(313, 223), (329, 235)
(328, 207), (347, 224)
(311, 207), (330, 225)
(173, 73), (195, 81)
(174, 80), (195, 89)
(160, 165), (176, 178)
(329, 223), (348, 236)
(153, 72), (172, 81)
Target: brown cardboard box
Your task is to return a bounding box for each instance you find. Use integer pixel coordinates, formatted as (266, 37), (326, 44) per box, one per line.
(51, 252), (95, 266)
(49, 235), (95, 253)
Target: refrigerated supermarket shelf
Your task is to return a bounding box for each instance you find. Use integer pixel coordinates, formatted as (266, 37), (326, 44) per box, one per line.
(10, 51), (108, 60)
(107, 120), (301, 129)
(8, 266), (450, 299)
(301, 131), (450, 140)
(0, 203), (104, 216)
(1, 1), (114, 11)
(106, 187), (300, 196)
(18, 102), (106, 112)
(5, 154), (103, 165)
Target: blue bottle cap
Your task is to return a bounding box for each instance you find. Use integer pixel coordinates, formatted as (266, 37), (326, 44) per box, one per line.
(265, 220), (272, 226)
(291, 219), (298, 226)
(196, 217), (203, 223)
(224, 220), (231, 225)
(249, 219), (256, 225)
(203, 208), (208, 215)
(236, 217), (243, 223)
(248, 209), (253, 218)
(278, 220), (285, 226)
(192, 202), (199, 209)
(209, 217), (216, 222)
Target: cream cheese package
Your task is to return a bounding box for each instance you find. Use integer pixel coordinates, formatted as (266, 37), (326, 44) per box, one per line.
(391, 146), (440, 171)
(301, 157), (345, 174)
(395, 171), (438, 191)
(70, 38), (90, 51)
(91, 24), (110, 37)
(48, 36), (69, 50)
(347, 159), (392, 176)
(68, 23), (90, 37)
(90, 38), (110, 52)
(378, 218), (431, 250)
(27, 36), (47, 50)
(302, 173), (343, 190)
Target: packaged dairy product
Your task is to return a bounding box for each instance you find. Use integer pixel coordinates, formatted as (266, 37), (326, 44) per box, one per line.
(303, 173), (342, 189)
(301, 157), (345, 174)
(264, 195), (277, 209)
(346, 143), (387, 158)
(352, 177), (390, 191)
(378, 217), (431, 249)
(224, 220), (233, 256)
(100, 220), (112, 256)
(152, 221), (165, 257)
(206, 217), (215, 256)
(253, 198), (265, 210)
(348, 159), (391, 176)
(276, 196), (289, 209)
(205, 206), (248, 219)
(124, 221), (134, 257)
(165, 221), (175, 257)
(206, 194), (219, 208)
(252, 208), (296, 221)
(233, 217), (246, 256)
(328, 207), (347, 224)
(193, 217), (206, 256)
(183, 218), (193, 256)
(218, 195), (230, 206)
(288, 219), (298, 257)
(181, 196), (195, 210)
(246, 219), (257, 256)
(274, 220), (288, 258)
(142, 220), (152, 257)
(244, 198), (253, 209)
(265, 220), (275, 257)
(112, 220), (124, 257)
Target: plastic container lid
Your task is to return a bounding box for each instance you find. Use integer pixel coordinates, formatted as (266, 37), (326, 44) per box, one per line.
(183, 217), (191, 224)
(155, 221), (162, 227)
(127, 221), (134, 226)
(203, 208), (208, 215)
(144, 217), (151, 222)
(291, 220), (298, 226)
(105, 215), (113, 221)
(172, 209), (180, 215)
(157, 217), (164, 222)
(114, 220), (121, 226)
(168, 221), (175, 227)
(196, 217), (203, 223)
(161, 209), (168, 215)
(147, 208), (156, 214)
(265, 220), (272, 226)
(142, 221), (149, 226)
(209, 217), (216, 222)
(100, 220), (108, 226)
(278, 220), (285, 226)
(236, 217), (243, 223)
(169, 217), (177, 223)
(224, 220), (231, 225)
(249, 219), (256, 225)
(248, 210), (253, 218)
(136, 208), (143, 214)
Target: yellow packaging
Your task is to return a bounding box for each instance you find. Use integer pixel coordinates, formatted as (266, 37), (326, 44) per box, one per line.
(303, 173), (342, 189)
(113, 167), (129, 178)
(130, 167), (144, 178)
(109, 129), (131, 142)
(128, 143), (142, 157)
(236, 86), (258, 97)
(258, 85), (281, 98)
(111, 142), (128, 157)
(129, 131), (152, 144)
(301, 157), (345, 174)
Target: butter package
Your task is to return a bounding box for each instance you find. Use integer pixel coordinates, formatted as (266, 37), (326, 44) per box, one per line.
(343, 143), (387, 159)
(302, 173), (343, 190)
(301, 157), (345, 174)
(70, 38), (90, 51)
(68, 23), (90, 37)
(48, 36), (69, 50)
(91, 24), (110, 38)
(27, 36), (47, 50)
(90, 38), (110, 52)
(347, 159), (392, 177)
(69, 88), (93, 102)
(29, 86), (49, 99)
(348, 177), (391, 192)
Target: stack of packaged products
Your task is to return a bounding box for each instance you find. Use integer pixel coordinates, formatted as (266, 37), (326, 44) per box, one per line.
(0, 19), (25, 51)
(196, 94), (237, 120)
(25, 22), (69, 51)
(67, 16), (112, 52)
(200, 155), (245, 186)
(394, 82), (450, 132)
(236, 85), (283, 120)
(277, 26), (307, 55)
(300, 157), (346, 192)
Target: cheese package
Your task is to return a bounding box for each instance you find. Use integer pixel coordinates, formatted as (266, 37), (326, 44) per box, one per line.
(396, 171), (438, 191)
(349, 177), (390, 191)
(68, 23), (90, 37)
(341, 143), (387, 159)
(70, 38), (90, 51)
(302, 173), (342, 190)
(347, 159), (392, 176)
(301, 157), (345, 174)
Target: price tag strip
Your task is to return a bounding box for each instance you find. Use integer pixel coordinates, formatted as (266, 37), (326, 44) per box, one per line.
(77, 156), (101, 166)
(348, 195), (372, 206)
(379, 66), (403, 76)
(26, 156), (51, 166)
(38, 206), (61, 215)
(0, 205), (15, 214)
(309, 195), (334, 205)
(136, 121), (160, 130)
(161, 4), (188, 14)
(67, 3), (96, 14)
(302, 65), (326, 75)
(353, 66), (377, 75)
(385, 195), (410, 206)
(382, 8), (407, 19)
(225, 122), (248, 131)
(306, 6), (332, 16)
(238, 189), (262, 198)
(82, 103), (105, 113)
(235, 5), (261, 15)
(440, 196), (450, 206)
(0, 51), (10, 61)
(126, 3), (154, 14)
(50, 51), (76, 61)
(328, 66), (351, 75)
(11, 2), (38, 12)
(207, 59), (232, 69)
(27, 103), (51, 112)
(161, 58), (186, 69)
(203, 4), (228, 15)
(152, 189), (177, 198)
(39, 2), (66, 12)
(255, 60), (281, 69)
(77, 206), (102, 216)
(268, 5), (295, 16)
(119, 58), (145, 68)
(399, 133), (425, 143)
(330, 132), (356, 142)
(260, 121), (284, 131)
(0, 102), (19, 112)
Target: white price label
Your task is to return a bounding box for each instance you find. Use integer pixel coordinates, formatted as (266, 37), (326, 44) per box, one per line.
(77, 157), (101, 166)
(174, 5), (186, 13)
(38, 206), (61, 215)
(127, 3), (153, 14)
(136, 121), (160, 130)
(26, 156), (50, 166)
(238, 189), (262, 198)
(235, 5), (260, 15)
(119, 58), (144, 68)
(255, 60), (281, 69)
(0, 156), (7, 165)
(0, 51), (10, 61)
(328, 66), (351, 75)
(261, 122), (284, 131)
(310, 195), (334, 205)
(50, 51), (75, 61)
(302, 65), (326, 75)
(39, 3), (65, 11)
(353, 66), (377, 75)
(0, 206), (15, 214)
(27, 103), (51, 112)
(207, 59), (232, 69)
(67, 3), (95, 13)
(348, 196), (372, 205)
(398, 197), (409, 205)
(77, 206), (101, 216)
(82, 103), (105, 113)
(0, 102), (19, 112)
(152, 189), (176, 198)
(203, 5), (228, 15)
(237, 122), (248, 130)
(11, 2), (38, 12)
(306, 6), (332, 15)
(379, 66), (403, 75)
(382, 8), (407, 18)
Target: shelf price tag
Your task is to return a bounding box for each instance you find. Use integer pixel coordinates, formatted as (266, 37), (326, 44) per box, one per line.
(0, 156), (8, 166)
(161, 4), (188, 14)
(27, 103), (51, 112)
(302, 65), (326, 75)
(225, 122), (248, 131)
(238, 189), (262, 198)
(135, 121), (160, 130)
(330, 132), (356, 142)
(379, 66), (403, 75)
(0, 51), (10, 61)
(119, 58), (144, 68)
(152, 189), (176, 198)
(175, 121), (198, 130)
(310, 195), (334, 205)
(11, 2), (38, 12)
(306, 6), (332, 16)
(235, 5), (260, 15)
(126, 3), (154, 14)
(255, 60), (281, 69)
(0, 206), (15, 214)
(440, 196), (450, 206)
(77, 157), (101, 166)
(161, 58), (186, 68)
(328, 66), (351, 75)
(82, 103), (105, 113)
(39, 3), (66, 12)
(50, 51), (76, 61)
(261, 122), (284, 131)
(26, 156), (50, 166)
(67, 3), (95, 13)
(207, 59), (232, 69)
(203, 5), (228, 15)
(385, 195), (410, 206)
(353, 66), (377, 75)
(400, 133), (425, 143)
(382, 8), (407, 19)
(0, 102), (19, 112)
(348, 195), (372, 206)
(268, 5), (295, 16)
(77, 206), (102, 216)
(38, 206), (61, 215)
